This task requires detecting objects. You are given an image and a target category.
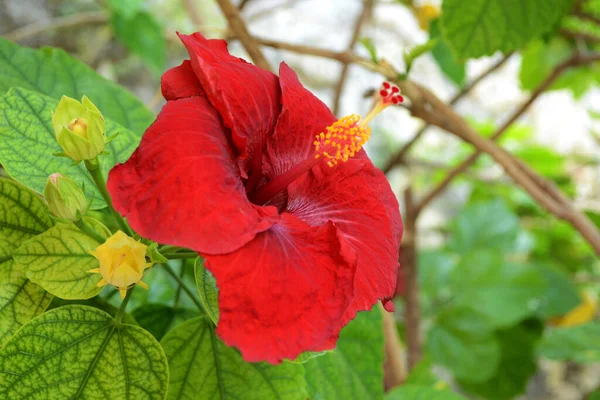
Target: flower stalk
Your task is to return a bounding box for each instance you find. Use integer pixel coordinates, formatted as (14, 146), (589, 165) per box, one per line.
(114, 288), (133, 324)
(84, 158), (134, 236)
(73, 218), (106, 244)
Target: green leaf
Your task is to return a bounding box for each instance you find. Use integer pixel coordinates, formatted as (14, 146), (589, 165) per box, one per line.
(449, 251), (547, 328)
(460, 320), (543, 400)
(430, 19), (465, 86)
(160, 316), (307, 400)
(111, 11), (167, 75)
(0, 88), (141, 208)
(0, 305), (169, 399)
(441, 0), (573, 59)
(520, 38), (598, 98)
(427, 307), (500, 382)
(13, 217), (110, 299)
(404, 39), (439, 74)
(534, 263), (581, 319)
(0, 178), (53, 345)
(519, 39), (571, 91)
(538, 322), (600, 362)
(0, 262), (53, 347)
(0, 37), (153, 133)
(404, 357), (440, 386)
(450, 199), (519, 253)
(105, 0), (144, 19)
(359, 37), (378, 63)
(304, 308), (384, 400)
(514, 145), (566, 179)
(418, 250), (456, 299)
(194, 257), (219, 324)
(386, 385), (467, 400)
(133, 303), (198, 341)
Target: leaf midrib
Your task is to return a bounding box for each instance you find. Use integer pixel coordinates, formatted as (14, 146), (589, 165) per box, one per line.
(73, 323), (116, 398)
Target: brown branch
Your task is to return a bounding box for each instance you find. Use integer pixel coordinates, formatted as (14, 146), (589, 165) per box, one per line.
(4, 11), (108, 42)
(408, 58), (600, 254)
(574, 10), (600, 26)
(238, 0), (252, 11)
(381, 53), (513, 174)
(414, 52), (600, 215)
(560, 28), (600, 44)
(400, 187), (420, 370)
(255, 36), (357, 63)
(214, 0), (272, 70)
(253, 37), (600, 254)
(332, 0), (374, 115)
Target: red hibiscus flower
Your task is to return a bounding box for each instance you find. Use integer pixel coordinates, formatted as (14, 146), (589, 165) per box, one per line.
(107, 32), (403, 364)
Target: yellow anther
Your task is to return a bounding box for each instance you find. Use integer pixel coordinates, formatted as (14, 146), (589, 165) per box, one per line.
(313, 114), (371, 167)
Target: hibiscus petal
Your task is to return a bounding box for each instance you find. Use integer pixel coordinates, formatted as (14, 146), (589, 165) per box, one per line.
(265, 62), (336, 179)
(205, 213), (357, 363)
(178, 32), (281, 179)
(161, 60), (206, 100)
(286, 159), (402, 322)
(107, 97), (276, 254)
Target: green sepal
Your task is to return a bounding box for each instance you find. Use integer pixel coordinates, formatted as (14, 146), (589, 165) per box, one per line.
(147, 242), (169, 264)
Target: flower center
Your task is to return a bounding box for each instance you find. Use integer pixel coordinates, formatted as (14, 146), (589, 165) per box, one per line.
(250, 82), (403, 206)
(68, 118), (88, 138)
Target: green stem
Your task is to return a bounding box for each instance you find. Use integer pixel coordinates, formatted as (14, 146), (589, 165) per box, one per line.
(84, 158), (133, 236)
(159, 245), (179, 253)
(115, 288), (133, 324)
(174, 262), (185, 309)
(163, 264), (204, 312)
(162, 251), (199, 260)
(74, 218), (106, 243)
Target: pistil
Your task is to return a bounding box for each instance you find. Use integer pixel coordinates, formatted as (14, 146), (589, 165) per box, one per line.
(250, 82), (403, 206)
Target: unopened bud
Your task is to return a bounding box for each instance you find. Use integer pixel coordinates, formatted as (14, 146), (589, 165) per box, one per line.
(44, 173), (88, 222)
(88, 231), (151, 299)
(52, 96), (106, 162)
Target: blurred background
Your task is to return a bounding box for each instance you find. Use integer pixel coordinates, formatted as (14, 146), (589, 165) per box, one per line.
(2, 0), (600, 399)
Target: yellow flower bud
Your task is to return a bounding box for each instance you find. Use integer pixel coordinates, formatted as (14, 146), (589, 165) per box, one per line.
(43, 173), (88, 222)
(415, 4), (440, 31)
(550, 291), (597, 328)
(52, 95), (106, 162)
(88, 231), (151, 299)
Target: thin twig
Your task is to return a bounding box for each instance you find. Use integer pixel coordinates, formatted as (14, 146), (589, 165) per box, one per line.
(182, 0), (203, 28)
(414, 51), (600, 215)
(255, 36), (357, 63)
(401, 187), (420, 370)
(238, 0), (252, 11)
(174, 262), (186, 309)
(332, 0), (374, 115)
(5, 11), (108, 42)
(214, 0), (272, 70)
(381, 53), (513, 174)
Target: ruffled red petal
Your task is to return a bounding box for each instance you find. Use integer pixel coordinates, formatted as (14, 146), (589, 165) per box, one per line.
(178, 32), (281, 179)
(205, 213), (357, 363)
(264, 62), (336, 179)
(161, 60), (206, 100)
(107, 97), (276, 254)
(286, 159), (402, 322)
